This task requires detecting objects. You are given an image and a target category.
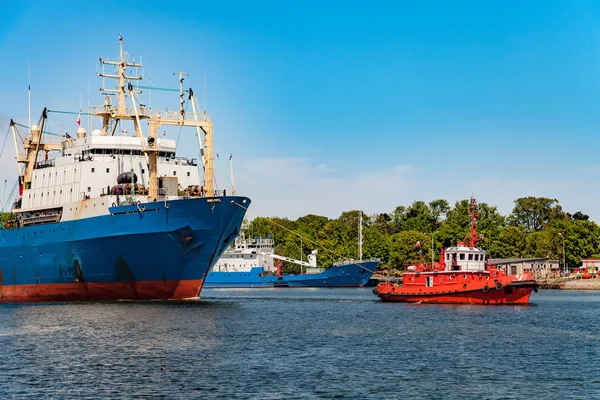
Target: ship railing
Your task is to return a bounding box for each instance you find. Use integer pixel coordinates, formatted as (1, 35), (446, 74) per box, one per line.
(148, 109), (212, 122)
(334, 258), (380, 266)
(21, 213), (62, 227)
(166, 157), (198, 166)
(34, 159), (56, 169)
(90, 105), (150, 118)
(89, 106), (212, 123)
(186, 189), (229, 197)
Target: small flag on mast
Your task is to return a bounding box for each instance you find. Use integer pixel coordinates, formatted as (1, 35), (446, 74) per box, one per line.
(413, 241), (421, 249)
(76, 112), (81, 126)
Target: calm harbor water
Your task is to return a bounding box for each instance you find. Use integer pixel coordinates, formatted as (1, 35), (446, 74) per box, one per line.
(1, 289), (599, 399)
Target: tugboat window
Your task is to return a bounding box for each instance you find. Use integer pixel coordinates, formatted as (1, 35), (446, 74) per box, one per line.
(468, 254), (473, 260)
(459, 253), (465, 260)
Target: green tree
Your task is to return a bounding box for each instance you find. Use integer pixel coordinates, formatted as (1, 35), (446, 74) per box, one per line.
(429, 199), (450, 231)
(362, 226), (390, 266)
(488, 226), (527, 259)
(509, 197), (565, 232)
(388, 231), (431, 270)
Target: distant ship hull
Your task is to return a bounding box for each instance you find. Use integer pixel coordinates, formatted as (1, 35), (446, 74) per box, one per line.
(0, 197), (249, 302)
(204, 261), (379, 288)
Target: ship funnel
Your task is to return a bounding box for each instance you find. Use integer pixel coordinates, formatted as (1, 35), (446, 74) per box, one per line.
(76, 127), (86, 138)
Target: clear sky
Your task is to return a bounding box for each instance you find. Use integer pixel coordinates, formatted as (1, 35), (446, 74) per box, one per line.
(1, 0), (600, 220)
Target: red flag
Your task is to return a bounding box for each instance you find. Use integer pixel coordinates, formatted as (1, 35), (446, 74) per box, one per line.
(76, 112), (81, 126)
(413, 241), (421, 249)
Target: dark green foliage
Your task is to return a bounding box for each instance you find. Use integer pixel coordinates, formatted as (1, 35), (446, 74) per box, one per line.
(245, 197), (598, 271)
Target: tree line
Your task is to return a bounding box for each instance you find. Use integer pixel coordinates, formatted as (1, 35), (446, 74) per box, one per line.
(1, 196), (596, 271)
(245, 197), (600, 271)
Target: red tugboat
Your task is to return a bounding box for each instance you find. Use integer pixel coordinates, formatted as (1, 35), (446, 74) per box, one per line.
(373, 198), (539, 305)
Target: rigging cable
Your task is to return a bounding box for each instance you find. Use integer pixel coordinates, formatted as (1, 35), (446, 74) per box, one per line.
(137, 85), (188, 93)
(2, 179), (18, 212)
(47, 109), (92, 116)
(229, 201), (377, 274)
(215, 153), (232, 187)
(12, 121), (61, 137)
(175, 101), (190, 147)
(0, 125), (10, 159)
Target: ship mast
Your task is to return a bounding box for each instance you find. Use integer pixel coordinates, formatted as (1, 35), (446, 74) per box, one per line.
(359, 211), (363, 262)
(96, 34), (145, 137)
(460, 196), (482, 247)
(94, 36), (215, 200)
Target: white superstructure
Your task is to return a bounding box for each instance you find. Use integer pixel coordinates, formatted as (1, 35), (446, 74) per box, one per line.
(444, 245), (487, 271)
(7, 36), (218, 226)
(212, 234), (276, 272)
(21, 135), (201, 211)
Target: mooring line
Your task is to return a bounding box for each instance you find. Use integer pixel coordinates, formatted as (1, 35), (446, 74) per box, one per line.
(231, 201), (378, 274)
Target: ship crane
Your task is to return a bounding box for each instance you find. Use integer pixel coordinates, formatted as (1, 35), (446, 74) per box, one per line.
(260, 251), (318, 269)
(10, 108), (62, 192)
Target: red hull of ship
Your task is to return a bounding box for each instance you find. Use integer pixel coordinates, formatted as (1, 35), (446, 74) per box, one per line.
(374, 282), (536, 304)
(0, 279), (203, 302)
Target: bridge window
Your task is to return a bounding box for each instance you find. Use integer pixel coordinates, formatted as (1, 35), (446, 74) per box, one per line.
(474, 254), (479, 261)
(106, 168), (110, 173)
(459, 253), (465, 260)
(91, 168), (95, 173)
(468, 254), (473, 260)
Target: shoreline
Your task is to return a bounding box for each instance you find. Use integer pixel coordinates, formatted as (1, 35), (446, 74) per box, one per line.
(538, 278), (600, 291)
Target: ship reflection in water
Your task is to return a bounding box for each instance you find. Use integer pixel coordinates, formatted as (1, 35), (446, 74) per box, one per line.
(1, 289), (599, 398)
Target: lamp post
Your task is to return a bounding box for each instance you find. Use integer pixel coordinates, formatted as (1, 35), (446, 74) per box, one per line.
(559, 232), (566, 276)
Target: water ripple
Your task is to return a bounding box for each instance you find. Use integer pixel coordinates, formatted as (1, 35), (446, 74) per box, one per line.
(0, 289), (598, 399)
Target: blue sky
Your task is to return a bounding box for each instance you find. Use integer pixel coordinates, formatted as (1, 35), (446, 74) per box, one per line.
(2, 0), (600, 220)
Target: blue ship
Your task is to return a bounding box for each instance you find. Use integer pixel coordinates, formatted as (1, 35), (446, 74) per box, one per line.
(204, 235), (379, 288)
(0, 37), (250, 302)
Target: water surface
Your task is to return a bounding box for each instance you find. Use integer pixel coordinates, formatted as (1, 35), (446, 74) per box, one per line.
(1, 289), (598, 399)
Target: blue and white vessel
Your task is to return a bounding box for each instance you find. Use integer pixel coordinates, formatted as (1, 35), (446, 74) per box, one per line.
(204, 233), (379, 288)
(0, 36), (250, 302)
